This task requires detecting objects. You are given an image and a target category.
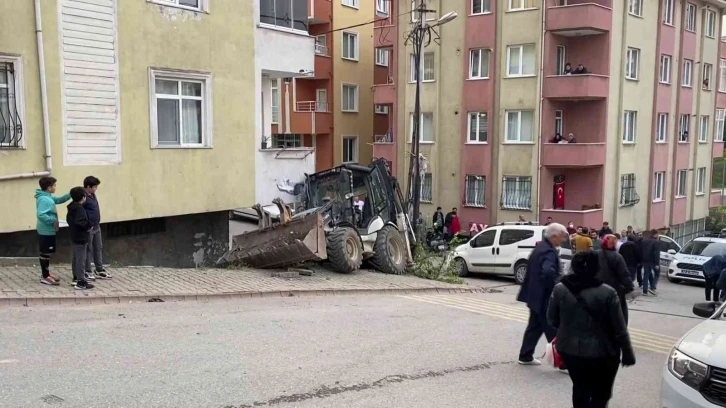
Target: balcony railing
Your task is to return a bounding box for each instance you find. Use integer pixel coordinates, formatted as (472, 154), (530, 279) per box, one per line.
(296, 101), (328, 112)
(375, 132), (393, 144)
(315, 44), (329, 56)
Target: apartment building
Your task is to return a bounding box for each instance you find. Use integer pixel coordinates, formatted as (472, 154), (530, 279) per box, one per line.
(377, 0), (726, 238)
(272, 0), (375, 171)
(0, 0), (258, 266)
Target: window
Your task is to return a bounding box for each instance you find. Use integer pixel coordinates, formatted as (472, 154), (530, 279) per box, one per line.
(506, 44), (536, 77)
(150, 70), (211, 148)
(471, 230), (496, 248)
(556, 46), (566, 75)
(342, 136), (358, 163)
(720, 60), (726, 92)
(342, 0), (359, 8)
(663, 0), (674, 25)
(259, 0), (307, 31)
(699, 116), (709, 143)
(469, 49), (490, 79)
(411, 0), (436, 22)
(0, 57), (24, 148)
(676, 170), (688, 197)
(628, 0), (642, 16)
(341, 84), (358, 112)
(620, 173), (638, 207)
(410, 52), (435, 82)
(704, 63), (713, 90)
(505, 110), (534, 143)
(272, 134), (302, 148)
(501, 176), (532, 210)
(508, 0), (537, 11)
(679, 114), (690, 142)
(626, 48), (640, 80)
(682, 59), (693, 87)
(468, 112), (488, 143)
(656, 113), (667, 143)
(465, 175), (486, 207)
(697, 167), (706, 194)
(685, 3), (696, 32)
(375, 48), (389, 67)
(375, 104), (390, 114)
(376, 0), (389, 15)
(499, 229), (535, 245)
(659, 55), (671, 84)
(421, 173), (433, 203)
(342, 32), (359, 60)
(555, 110), (563, 136)
(315, 35), (328, 56)
(151, 0), (205, 11)
(716, 109), (725, 141)
(472, 0), (491, 14)
(410, 112), (434, 142)
(270, 79), (279, 124)
(705, 10), (717, 38)
(623, 110), (637, 143)
(653, 172), (665, 202)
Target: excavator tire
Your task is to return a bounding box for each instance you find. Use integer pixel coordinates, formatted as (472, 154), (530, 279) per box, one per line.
(369, 225), (407, 275)
(326, 227), (363, 273)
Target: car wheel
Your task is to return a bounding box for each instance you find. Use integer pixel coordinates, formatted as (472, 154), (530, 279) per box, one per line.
(514, 261), (527, 285)
(454, 257), (469, 277)
(666, 275), (682, 284)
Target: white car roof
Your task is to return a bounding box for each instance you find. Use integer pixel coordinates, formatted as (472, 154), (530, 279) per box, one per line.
(692, 237), (726, 243)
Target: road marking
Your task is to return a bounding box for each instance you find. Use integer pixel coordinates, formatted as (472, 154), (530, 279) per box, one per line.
(398, 294), (677, 355)
(0, 359), (17, 364)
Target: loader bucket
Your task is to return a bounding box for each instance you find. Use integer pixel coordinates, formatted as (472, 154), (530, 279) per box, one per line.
(217, 212), (328, 269)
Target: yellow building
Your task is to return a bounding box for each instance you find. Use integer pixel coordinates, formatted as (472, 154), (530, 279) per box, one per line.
(0, 0), (256, 266)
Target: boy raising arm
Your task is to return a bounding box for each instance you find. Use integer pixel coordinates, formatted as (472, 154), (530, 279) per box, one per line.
(35, 176), (71, 285)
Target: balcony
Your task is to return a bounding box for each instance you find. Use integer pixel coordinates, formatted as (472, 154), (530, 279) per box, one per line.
(711, 190), (723, 208)
(546, 3), (612, 36)
(290, 101), (332, 134)
(542, 143), (606, 167)
(314, 43), (328, 56)
(314, 53), (332, 80)
(309, 0), (331, 24)
(543, 74), (609, 100)
(373, 83), (395, 105)
(540, 208), (603, 227)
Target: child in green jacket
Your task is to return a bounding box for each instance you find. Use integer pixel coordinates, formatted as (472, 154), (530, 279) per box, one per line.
(35, 176), (70, 285)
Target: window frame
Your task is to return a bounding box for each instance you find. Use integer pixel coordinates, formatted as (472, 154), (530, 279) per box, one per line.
(696, 167), (706, 195)
(421, 172), (433, 203)
(376, 0), (389, 15)
(410, 52), (435, 82)
(508, 0), (536, 11)
(409, 112), (434, 143)
(676, 169), (688, 197)
(147, 0), (208, 13)
(555, 110), (563, 136)
(342, 135), (359, 163)
(341, 31), (359, 61)
(469, 48), (490, 79)
(685, 3), (696, 32)
(504, 110), (534, 143)
(501, 176), (533, 210)
(663, 0), (674, 25)
(699, 115), (709, 143)
(464, 174), (486, 207)
(342, 0), (359, 9)
(341, 83), (359, 113)
(270, 78), (279, 124)
(620, 173), (638, 207)
(0, 55), (26, 149)
(375, 48), (389, 67)
(271, 133), (302, 148)
(682, 59), (693, 87)
(659, 54), (671, 84)
(471, 0), (492, 15)
(623, 110), (637, 144)
(716, 108), (725, 142)
(626, 47), (640, 80)
(704, 63), (713, 90)
(148, 68), (213, 149)
(656, 113), (668, 143)
(653, 171), (665, 202)
(720, 59), (726, 93)
(705, 10), (717, 38)
(628, 0), (643, 17)
(506, 44), (536, 77)
(679, 114), (690, 142)
(467, 112), (488, 144)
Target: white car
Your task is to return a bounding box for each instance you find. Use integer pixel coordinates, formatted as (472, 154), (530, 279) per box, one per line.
(451, 223), (572, 284)
(661, 301), (726, 407)
(667, 237), (726, 284)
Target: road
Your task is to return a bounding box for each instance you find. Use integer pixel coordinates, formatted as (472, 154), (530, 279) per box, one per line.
(0, 273), (708, 408)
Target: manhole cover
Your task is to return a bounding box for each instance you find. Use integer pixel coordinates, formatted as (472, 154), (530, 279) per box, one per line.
(41, 395), (64, 405)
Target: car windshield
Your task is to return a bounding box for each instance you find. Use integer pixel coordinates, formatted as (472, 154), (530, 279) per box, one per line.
(307, 173), (346, 208)
(680, 241), (726, 257)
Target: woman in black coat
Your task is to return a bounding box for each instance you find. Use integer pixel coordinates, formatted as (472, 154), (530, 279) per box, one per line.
(548, 251), (636, 408)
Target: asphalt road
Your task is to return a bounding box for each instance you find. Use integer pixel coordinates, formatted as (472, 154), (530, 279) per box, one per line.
(0, 273), (708, 408)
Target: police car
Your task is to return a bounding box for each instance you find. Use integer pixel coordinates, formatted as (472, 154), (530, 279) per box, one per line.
(667, 237), (726, 284)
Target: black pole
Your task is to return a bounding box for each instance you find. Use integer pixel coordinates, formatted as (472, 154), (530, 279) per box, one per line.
(410, 1), (424, 233)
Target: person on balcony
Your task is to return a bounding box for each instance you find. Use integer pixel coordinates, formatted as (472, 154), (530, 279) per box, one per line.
(573, 64), (589, 74)
(562, 63), (573, 75)
(550, 133), (564, 143)
(566, 133), (577, 143)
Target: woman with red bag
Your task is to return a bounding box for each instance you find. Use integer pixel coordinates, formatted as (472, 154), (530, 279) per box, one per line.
(547, 251), (636, 408)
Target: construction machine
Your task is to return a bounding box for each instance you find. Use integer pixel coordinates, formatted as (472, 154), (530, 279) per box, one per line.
(217, 159), (415, 274)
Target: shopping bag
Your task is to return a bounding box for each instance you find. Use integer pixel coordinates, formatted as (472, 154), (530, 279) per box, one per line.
(542, 338), (562, 368)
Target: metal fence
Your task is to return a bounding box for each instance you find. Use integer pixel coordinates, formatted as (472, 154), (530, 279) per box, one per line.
(669, 217), (707, 246)
(500, 176), (532, 210)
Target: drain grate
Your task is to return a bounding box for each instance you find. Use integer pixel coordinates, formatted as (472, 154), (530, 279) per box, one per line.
(41, 395), (64, 405)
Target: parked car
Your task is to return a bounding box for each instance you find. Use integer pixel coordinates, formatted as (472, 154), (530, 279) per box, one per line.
(450, 223), (572, 284)
(660, 300), (726, 407)
(667, 237), (726, 284)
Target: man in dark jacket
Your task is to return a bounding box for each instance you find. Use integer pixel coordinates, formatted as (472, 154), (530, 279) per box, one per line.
(618, 237), (640, 282)
(66, 187), (94, 290)
(640, 229), (662, 296)
(83, 176), (111, 280)
(443, 208), (456, 239)
(517, 223), (569, 365)
(598, 221), (613, 238)
(432, 207), (444, 234)
(597, 235), (635, 324)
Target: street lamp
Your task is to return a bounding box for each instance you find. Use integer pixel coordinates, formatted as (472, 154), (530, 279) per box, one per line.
(405, 1), (457, 235)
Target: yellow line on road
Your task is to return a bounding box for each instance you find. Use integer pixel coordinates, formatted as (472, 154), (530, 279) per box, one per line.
(399, 295), (678, 355)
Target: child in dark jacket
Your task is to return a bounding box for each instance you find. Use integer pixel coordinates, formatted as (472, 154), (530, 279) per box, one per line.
(66, 187), (95, 290)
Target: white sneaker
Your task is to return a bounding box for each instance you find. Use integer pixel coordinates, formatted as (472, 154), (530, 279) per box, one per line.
(518, 358), (542, 366)
(559, 368), (569, 374)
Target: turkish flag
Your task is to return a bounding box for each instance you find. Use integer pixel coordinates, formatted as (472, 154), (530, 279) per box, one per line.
(554, 182), (565, 209)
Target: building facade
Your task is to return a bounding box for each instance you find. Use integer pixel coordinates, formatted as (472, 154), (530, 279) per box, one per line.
(376, 0), (726, 237)
(0, 0), (258, 266)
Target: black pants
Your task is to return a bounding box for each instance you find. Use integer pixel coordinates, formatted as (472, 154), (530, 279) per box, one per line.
(518, 309), (557, 362)
(560, 353), (620, 408)
(705, 274), (721, 301)
(636, 265), (643, 286)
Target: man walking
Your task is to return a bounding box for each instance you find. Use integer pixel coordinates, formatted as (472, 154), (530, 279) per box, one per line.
(432, 207), (444, 235)
(517, 223), (569, 366)
(640, 229), (661, 296)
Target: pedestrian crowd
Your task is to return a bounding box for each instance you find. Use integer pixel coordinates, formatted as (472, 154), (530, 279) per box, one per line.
(517, 222), (648, 407)
(35, 175), (111, 290)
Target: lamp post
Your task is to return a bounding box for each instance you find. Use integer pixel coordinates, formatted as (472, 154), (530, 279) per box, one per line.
(405, 2), (457, 233)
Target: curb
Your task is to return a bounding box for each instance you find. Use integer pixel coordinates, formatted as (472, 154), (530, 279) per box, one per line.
(0, 286), (492, 307)
(0, 258), (37, 267)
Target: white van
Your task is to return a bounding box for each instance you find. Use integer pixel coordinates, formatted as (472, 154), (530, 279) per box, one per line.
(451, 223), (572, 284)
(667, 237), (726, 284)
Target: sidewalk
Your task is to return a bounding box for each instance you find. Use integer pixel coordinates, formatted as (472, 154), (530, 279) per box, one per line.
(0, 264), (484, 307)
